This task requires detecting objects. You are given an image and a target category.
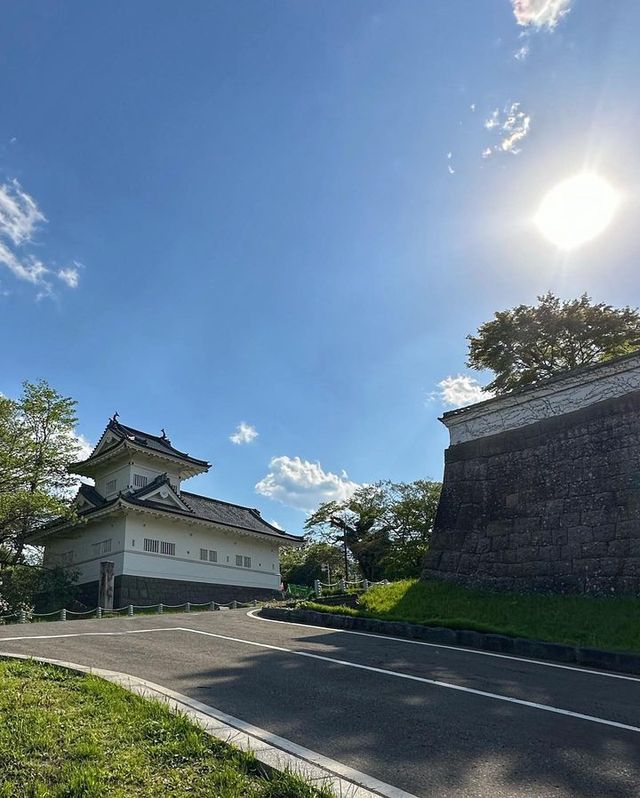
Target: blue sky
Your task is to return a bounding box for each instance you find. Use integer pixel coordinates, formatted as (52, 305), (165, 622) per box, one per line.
(2, 1), (639, 534)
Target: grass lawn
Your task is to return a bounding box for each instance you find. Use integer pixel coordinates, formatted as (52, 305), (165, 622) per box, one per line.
(303, 578), (640, 653)
(0, 658), (332, 798)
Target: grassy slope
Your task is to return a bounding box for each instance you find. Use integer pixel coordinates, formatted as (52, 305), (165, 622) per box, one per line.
(304, 579), (640, 653)
(0, 659), (332, 798)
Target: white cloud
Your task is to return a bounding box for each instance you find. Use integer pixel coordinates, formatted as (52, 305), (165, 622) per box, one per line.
(511, 0), (572, 29)
(0, 179), (81, 295)
(269, 519), (284, 530)
(482, 102), (531, 157)
(57, 265), (80, 289)
(69, 432), (95, 489)
(436, 375), (493, 408)
(230, 422), (259, 445)
(255, 455), (360, 512)
(514, 43), (530, 60)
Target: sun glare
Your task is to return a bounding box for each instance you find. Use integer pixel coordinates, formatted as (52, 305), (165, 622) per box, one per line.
(534, 172), (620, 251)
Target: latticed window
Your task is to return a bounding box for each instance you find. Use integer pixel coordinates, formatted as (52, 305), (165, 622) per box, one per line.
(243, 556), (251, 568)
(133, 474), (148, 488)
(144, 538), (160, 553)
(209, 550), (217, 562)
(235, 554), (243, 567)
(106, 479), (117, 494)
(160, 541), (175, 556)
(200, 548), (208, 561)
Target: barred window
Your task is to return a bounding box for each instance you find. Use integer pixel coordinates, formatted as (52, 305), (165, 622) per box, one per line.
(134, 474), (148, 488)
(235, 554), (243, 567)
(160, 541), (175, 556)
(209, 550), (217, 563)
(144, 538), (159, 553)
(243, 556), (251, 569)
(106, 479), (117, 494)
(102, 539), (112, 554)
(200, 548), (208, 561)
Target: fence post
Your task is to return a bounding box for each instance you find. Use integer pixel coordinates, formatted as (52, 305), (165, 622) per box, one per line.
(210, 601), (216, 611)
(253, 599), (258, 607)
(60, 608), (67, 622)
(231, 600), (238, 610)
(18, 609), (26, 624)
(363, 579), (369, 591)
(339, 579), (346, 592)
(185, 602), (191, 613)
(314, 579), (321, 598)
(158, 603), (163, 614)
(127, 604), (134, 617)
(96, 607), (102, 619)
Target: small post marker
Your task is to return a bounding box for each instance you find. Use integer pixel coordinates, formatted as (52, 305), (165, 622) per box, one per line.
(363, 579), (369, 591)
(339, 579), (346, 592)
(127, 604), (134, 617)
(231, 600), (238, 610)
(18, 609), (26, 624)
(158, 603), (164, 614)
(96, 607), (102, 619)
(210, 601), (216, 611)
(186, 602), (191, 613)
(314, 579), (321, 598)
(60, 608), (67, 622)
(253, 599), (258, 607)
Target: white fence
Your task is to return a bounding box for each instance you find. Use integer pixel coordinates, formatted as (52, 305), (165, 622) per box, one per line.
(0, 599), (259, 626)
(312, 578), (389, 598)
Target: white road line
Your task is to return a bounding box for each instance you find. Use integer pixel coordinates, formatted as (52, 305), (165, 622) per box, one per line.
(246, 609), (640, 684)
(0, 628), (180, 643)
(2, 623), (640, 733)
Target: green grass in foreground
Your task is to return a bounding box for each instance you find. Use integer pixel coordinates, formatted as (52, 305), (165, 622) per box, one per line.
(0, 659), (333, 798)
(302, 578), (640, 653)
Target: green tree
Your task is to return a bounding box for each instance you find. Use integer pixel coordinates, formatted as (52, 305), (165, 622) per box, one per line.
(467, 292), (640, 394)
(305, 483), (394, 582)
(279, 542), (346, 587)
(382, 480), (441, 580)
(0, 381), (81, 564)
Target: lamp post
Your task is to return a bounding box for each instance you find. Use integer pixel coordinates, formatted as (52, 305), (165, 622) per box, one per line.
(329, 515), (349, 582)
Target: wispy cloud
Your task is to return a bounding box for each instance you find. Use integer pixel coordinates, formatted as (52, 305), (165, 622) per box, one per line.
(482, 102), (531, 157)
(230, 421), (259, 445)
(511, 0), (572, 29)
(255, 455), (359, 512)
(514, 43), (530, 60)
(0, 179), (81, 296)
(435, 375), (493, 408)
(446, 152), (455, 175)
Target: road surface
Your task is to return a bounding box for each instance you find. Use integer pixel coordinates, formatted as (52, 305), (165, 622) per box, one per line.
(0, 609), (639, 797)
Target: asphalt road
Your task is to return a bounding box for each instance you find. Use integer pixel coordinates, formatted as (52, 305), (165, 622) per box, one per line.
(1, 610), (639, 797)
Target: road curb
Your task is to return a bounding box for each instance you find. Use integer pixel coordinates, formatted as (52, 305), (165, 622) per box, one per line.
(0, 651), (417, 798)
(259, 607), (640, 676)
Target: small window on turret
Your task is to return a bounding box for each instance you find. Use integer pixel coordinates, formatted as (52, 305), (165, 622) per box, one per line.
(106, 479), (117, 494)
(134, 474), (148, 488)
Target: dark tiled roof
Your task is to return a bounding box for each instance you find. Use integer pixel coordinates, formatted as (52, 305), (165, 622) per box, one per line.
(180, 491), (289, 537)
(80, 419), (210, 469)
(78, 483), (106, 507)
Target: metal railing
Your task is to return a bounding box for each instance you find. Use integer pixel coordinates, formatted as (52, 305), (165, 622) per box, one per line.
(0, 598), (260, 625)
(312, 578), (389, 598)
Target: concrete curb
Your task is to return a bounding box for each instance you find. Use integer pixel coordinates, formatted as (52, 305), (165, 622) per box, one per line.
(0, 651), (417, 798)
(259, 607), (640, 676)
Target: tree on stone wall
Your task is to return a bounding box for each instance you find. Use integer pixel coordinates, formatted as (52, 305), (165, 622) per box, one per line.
(468, 292), (640, 394)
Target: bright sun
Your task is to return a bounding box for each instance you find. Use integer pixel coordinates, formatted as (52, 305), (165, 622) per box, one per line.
(534, 172), (620, 251)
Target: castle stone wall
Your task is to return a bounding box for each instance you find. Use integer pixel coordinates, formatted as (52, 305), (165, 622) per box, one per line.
(423, 391), (640, 594)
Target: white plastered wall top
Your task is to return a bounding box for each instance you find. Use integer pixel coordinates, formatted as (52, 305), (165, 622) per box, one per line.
(442, 352), (640, 446)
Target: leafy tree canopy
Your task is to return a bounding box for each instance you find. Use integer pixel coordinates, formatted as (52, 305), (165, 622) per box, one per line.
(279, 542), (346, 587)
(0, 380), (81, 564)
(304, 480), (441, 582)
(467, 292), (640, 394)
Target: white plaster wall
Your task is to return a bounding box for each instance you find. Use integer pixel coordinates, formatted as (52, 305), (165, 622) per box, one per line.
(95, 464), (131, 498)
(445, 356), (640, 445)
(42, 516), (126, 583)
(123, 513), (281, 589)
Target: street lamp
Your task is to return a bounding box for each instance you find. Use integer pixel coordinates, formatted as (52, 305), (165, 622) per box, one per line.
(329, 515), (349, 582)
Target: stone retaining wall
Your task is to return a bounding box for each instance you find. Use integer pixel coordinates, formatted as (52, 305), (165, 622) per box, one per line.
(423, 391), (640, 594)
(70, 576), (279, 608)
